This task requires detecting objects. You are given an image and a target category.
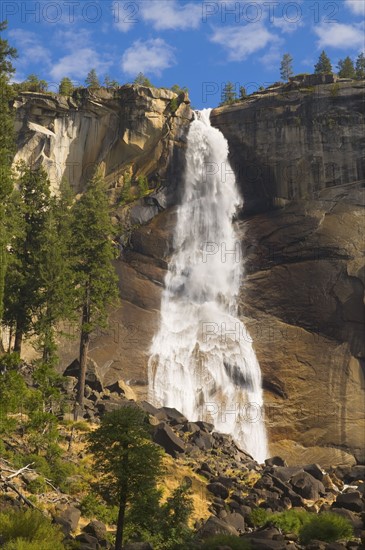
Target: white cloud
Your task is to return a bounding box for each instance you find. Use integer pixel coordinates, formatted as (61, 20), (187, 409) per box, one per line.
(140, 0), (201, 30)
(210, 23), (280, 62)
(273, 16), (304, 34)
(50, 49), (113, 81)
(345, 0), (365, 16)
(314, 21), (365, 50)
(8, 29), (52, 69)
(121, 38), (176, 76)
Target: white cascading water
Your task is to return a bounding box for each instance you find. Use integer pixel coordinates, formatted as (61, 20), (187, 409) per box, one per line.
(148, 109), (268, 463)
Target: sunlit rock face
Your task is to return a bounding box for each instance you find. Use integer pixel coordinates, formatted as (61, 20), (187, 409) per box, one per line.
(13, 86), (192, 200)
(13, 82), (365, 466)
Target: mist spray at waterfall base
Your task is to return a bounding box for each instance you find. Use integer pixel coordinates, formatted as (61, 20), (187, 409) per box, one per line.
(148, 110), (268, 463)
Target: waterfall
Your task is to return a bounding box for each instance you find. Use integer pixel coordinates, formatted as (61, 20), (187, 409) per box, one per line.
(148, 109), (268, 463)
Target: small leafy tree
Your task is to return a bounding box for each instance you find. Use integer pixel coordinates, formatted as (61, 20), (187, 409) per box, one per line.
(280, 53), (294, 81)
(314, 50), (332, 74)
(355, 52), (365, 80)
(85, 68), (100, 88)
(134, 72), (152, 87)
(337, 56), (355, 78)
(59, 77), (73, 95)
(170, 84), (188, 95)
(70, 171), (119, 413)
(219, 82), (237, 106)
(88, 406), (164, 550)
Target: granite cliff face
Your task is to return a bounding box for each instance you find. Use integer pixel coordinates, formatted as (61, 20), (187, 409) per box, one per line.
(13, 85), (191, 203)
(13, 82), (365, 466)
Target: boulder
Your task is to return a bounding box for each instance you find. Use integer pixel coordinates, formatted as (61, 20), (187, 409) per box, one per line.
(191, 431), (214, 450)
(195, 421), (214, 432)
(197, 515), (239, 539)
(158, 406), (188, 426)
(53, 506), (81, 534)
(83, 520), (107, 541)
(330, 508), (363, 531)
(75, 533), (100, 549)
(333, 491), (364, 513)
(224, 512), (245, 532)
(303, 463), (325, 481)
(265, 456), (288, 467)
(290, 471), (326, 500)
(64, 358), (103, 393)
(206, 482), (229, 500)
(152, 422), (185, 457)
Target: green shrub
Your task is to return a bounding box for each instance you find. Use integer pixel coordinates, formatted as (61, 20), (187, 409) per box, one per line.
(27, 476), (47, 495)
(249, 507), (270, 527)
(80, 493), (118, 525)
(200, 535), (251, 549)
(269, 509), (309, 534)
(137, 175), (149, 196)
(170, 97), (178, 113)
(0, 508), (64, 549)
(299, 512), (353, 544)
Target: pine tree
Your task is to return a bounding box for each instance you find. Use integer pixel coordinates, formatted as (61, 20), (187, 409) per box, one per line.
(22, 74), (48, 92)
(104, 75), (119, 89)
(133, 72), (152, 87)
(337, 56), (355, 79)
(314, 50), (333, 74)
(280, 53), (294, 81)
(355, 52), (365, 80)
(0, 21), (17, 323)
(85, 68), (100, 89)
(88, 407), (164, 550)
(59, 77), (73, 96)
(3, 165), (52, 353)
(239, 86), (247, 99)
(219, 82), (237, 106)
(34, 181), (75, 362)
(70, 171), (119, 413)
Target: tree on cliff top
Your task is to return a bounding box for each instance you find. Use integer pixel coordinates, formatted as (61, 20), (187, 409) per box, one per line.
(59, 76), (74, 96)
(314, 51), (333, 74)
(85, 68), (100, 88)
(134, 72), (152, 87)
(0, 21), (17, 324)
(70, 171), (119, 415)
(219, 82), (237, 106)
(355, 52), (365, 80)
(337, 56), (355, 79)
(88, 406), (163, 550)
(280, 53), (294, 81)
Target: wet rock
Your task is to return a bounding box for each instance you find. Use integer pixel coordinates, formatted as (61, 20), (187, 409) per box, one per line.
(265, 456), (288, 467)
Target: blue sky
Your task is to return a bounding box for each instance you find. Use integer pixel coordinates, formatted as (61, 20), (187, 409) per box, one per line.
(3, 0), (365, 108)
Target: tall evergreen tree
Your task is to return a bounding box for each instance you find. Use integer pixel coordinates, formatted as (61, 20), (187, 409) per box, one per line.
(314, 50), (333, 74)
(280, 53), (294, 81)
(59, 77), (74, 96)
(85, 68), (100, 88)
(3, 165), (52, 353)
(34, 180), (75, 362)
(337, 56), (355, 78)
(0, 21), (17, 324)
(70, 171), (119, 413)
(133, 72), (152, 87)
(355, 52), (365, 80)
(219, 82), (237, 106)
(88, 407), (164, 550)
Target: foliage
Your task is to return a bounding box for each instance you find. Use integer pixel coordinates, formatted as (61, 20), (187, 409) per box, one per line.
(249, 507), (270, 527)
(120, 172), (132, 203)
(239, 86), (247, 99)
(220, 82), (237, 106)
(27, 476), (48, 494)
(80, 493), (119, 524)
(170, 84), (188, 95)
(170, 97), (179, 113)
(355, 52), (365, 80)
(200, 535), (251, 549)
(88, 406), (164, 548)
(59, 77), (73, 96)
(299, 512), (353, 544)
(0, 21), (17, 320)
(134, 72), (153, 87)
(137, 175), (149, 196)
(0, 508), (64, 549)
(337, 56), (355, 79)
(314, 50), (332, 74)
(32, 361), (64, 411)
(268, 509), (309, 534)
(280, 53), (294, 81)
(104, 75), (119, 89)
(21, 74), (48, 93)
(70, 171), (119, 409)
(85, 68), (100, 88)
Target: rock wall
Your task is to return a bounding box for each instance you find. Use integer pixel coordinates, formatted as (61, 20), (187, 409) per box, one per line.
(13, 82), (365, 466)
(13, 86), (192, 202)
